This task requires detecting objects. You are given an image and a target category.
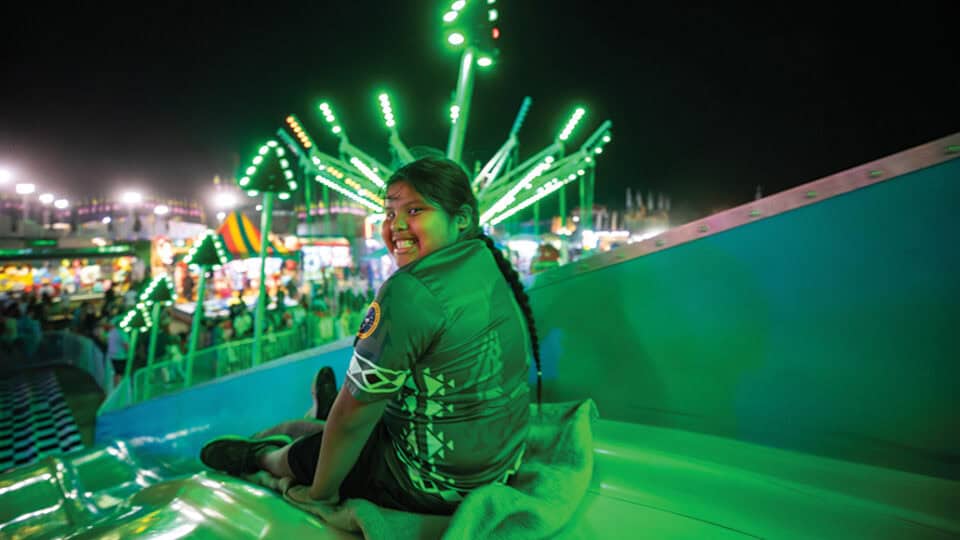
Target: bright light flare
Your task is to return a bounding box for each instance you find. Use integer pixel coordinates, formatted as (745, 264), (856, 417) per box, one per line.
(214, 192), (237, 209)
(38, 193), (55, 205)
(16, 183), (35, 195)
(121, 191), (143, 205)
(54, 199), (69, 209)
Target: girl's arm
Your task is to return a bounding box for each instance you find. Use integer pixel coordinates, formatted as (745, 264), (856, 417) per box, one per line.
(309, 386), (388, 501)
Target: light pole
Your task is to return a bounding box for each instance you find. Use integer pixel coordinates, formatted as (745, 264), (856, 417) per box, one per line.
(54, 199), (69, 230)
(118, 303), (152, 401)
(121, 191), (142, 239)
(237, 139), (297, 366)
(441, 0), (500, 162)
(183, 230), (228, 387)
(39, 193), (54, 229)
(139, 274), (175, 397)
(16, 183), (35, 233)
(153, 204), (169, 234)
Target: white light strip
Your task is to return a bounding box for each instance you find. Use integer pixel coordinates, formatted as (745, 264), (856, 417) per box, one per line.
(490, 173), (579, 226)
(349, 157), (386, 188)
(558, 108), (586, 141)
(314, 175), (383, 212)
(479, 157), (554, 224)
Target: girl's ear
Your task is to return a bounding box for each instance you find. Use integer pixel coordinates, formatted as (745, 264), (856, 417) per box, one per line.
(455, 204), (472, 231)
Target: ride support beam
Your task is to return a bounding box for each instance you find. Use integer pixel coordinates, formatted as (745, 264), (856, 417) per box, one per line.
(446, 46), (476, 163)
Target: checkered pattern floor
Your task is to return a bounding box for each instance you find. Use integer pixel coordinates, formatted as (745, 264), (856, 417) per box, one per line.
(0, 370), (84, 473)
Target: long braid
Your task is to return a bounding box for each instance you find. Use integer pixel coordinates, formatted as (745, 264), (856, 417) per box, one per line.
(479, 234), (542, 412)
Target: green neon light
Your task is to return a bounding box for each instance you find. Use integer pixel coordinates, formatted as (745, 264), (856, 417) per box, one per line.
(480, 157), (555, 224)
(317, 102), (344, 137)
(0, 244), (133, 258)
(558, 107), (586, 141)
(490, 125), (614, 226)
(237, 139), (296, 195)
(119, 303), (152, 332)
(184, 230), (229, 270)
(139, 274), (176, 306)
(490, 168), (583, 226)
(349, 157), (386, 188)
(314, 174), (383, 212)
(378, 93), (396, 129)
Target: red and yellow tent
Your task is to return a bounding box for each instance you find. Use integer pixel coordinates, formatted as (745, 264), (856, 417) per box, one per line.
(216, 211), (290, 259)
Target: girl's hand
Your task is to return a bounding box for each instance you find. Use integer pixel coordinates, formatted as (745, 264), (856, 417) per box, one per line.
(287, 484), (340, 506)
(307, 486), (341, 505)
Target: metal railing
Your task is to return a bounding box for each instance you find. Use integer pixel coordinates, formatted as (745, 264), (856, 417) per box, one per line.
(116, 314), (342, 407)
(1, 330), (113, 394)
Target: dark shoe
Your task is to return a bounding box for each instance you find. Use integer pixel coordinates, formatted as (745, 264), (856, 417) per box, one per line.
(200, 434), (292, 475)
(313, 366), (338, 420)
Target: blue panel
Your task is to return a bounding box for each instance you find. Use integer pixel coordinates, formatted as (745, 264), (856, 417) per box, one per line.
(95, 339), (355, 462)
(529, 157), (960, 480)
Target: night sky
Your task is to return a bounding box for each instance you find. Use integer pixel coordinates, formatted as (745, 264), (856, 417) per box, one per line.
(2, 1), (956, 222)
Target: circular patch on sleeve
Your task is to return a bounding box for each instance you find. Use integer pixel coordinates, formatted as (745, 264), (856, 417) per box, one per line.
(357, 301), (381, 340)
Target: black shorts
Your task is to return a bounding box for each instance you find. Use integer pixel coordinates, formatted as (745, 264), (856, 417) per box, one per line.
(286, 421), (457, 515)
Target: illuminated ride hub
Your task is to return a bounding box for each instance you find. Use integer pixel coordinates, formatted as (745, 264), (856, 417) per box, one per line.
(240, 0), (612, 270)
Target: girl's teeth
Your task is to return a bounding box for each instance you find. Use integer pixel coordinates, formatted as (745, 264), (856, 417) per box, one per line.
(396, 240), (415, 248)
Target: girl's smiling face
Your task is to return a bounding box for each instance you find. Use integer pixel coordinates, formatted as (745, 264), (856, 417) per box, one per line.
(382, 180), (463, 268)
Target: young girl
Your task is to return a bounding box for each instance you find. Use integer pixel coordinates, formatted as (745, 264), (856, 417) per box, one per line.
(200, 156), (540, 514)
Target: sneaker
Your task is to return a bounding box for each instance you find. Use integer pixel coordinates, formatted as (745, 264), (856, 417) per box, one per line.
(313, 366), (338, 420)
(200, 434), (292, 476)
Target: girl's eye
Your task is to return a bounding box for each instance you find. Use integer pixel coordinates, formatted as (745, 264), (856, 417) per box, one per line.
(385, 211), (396, 219)
(408, 207), (422, 215)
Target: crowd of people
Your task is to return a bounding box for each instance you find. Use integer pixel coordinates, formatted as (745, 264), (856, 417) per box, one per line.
(0, 284), (146, 371)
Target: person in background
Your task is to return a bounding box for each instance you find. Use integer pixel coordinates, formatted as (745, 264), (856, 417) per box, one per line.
(123, 282), (139, 309)
(17, 303), (42, 358)
(0, 302), (20, 358)
(105, 314), (129, 387)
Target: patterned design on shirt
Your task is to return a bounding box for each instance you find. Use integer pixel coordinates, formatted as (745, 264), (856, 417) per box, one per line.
(346, 351), (410, 394)
(394, 449), (466, 502)
(396, 365), (458, 494)
(476, 331), (505, 398)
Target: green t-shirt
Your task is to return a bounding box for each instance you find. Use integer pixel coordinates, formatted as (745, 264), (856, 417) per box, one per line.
(346, 239), (531, 503)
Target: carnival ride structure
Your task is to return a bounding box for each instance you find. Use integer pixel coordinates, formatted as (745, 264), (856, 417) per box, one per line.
(1, 2), (958, 538)
(236, 0), (611, 241)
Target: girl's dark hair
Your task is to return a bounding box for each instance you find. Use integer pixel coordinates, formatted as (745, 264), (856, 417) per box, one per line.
(386, 157), (542, 408)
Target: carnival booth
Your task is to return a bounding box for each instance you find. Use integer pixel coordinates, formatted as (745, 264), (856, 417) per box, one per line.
(0, 243), (144, 309)
(171, 212), (297, 322)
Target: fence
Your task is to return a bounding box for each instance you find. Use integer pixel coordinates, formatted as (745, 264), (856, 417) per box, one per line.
(109, 314), (344, 408)
(1, 330), (113, 393)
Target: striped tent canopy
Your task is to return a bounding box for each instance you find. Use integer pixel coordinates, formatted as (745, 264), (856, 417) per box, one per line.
(216, 211), (291, 259)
